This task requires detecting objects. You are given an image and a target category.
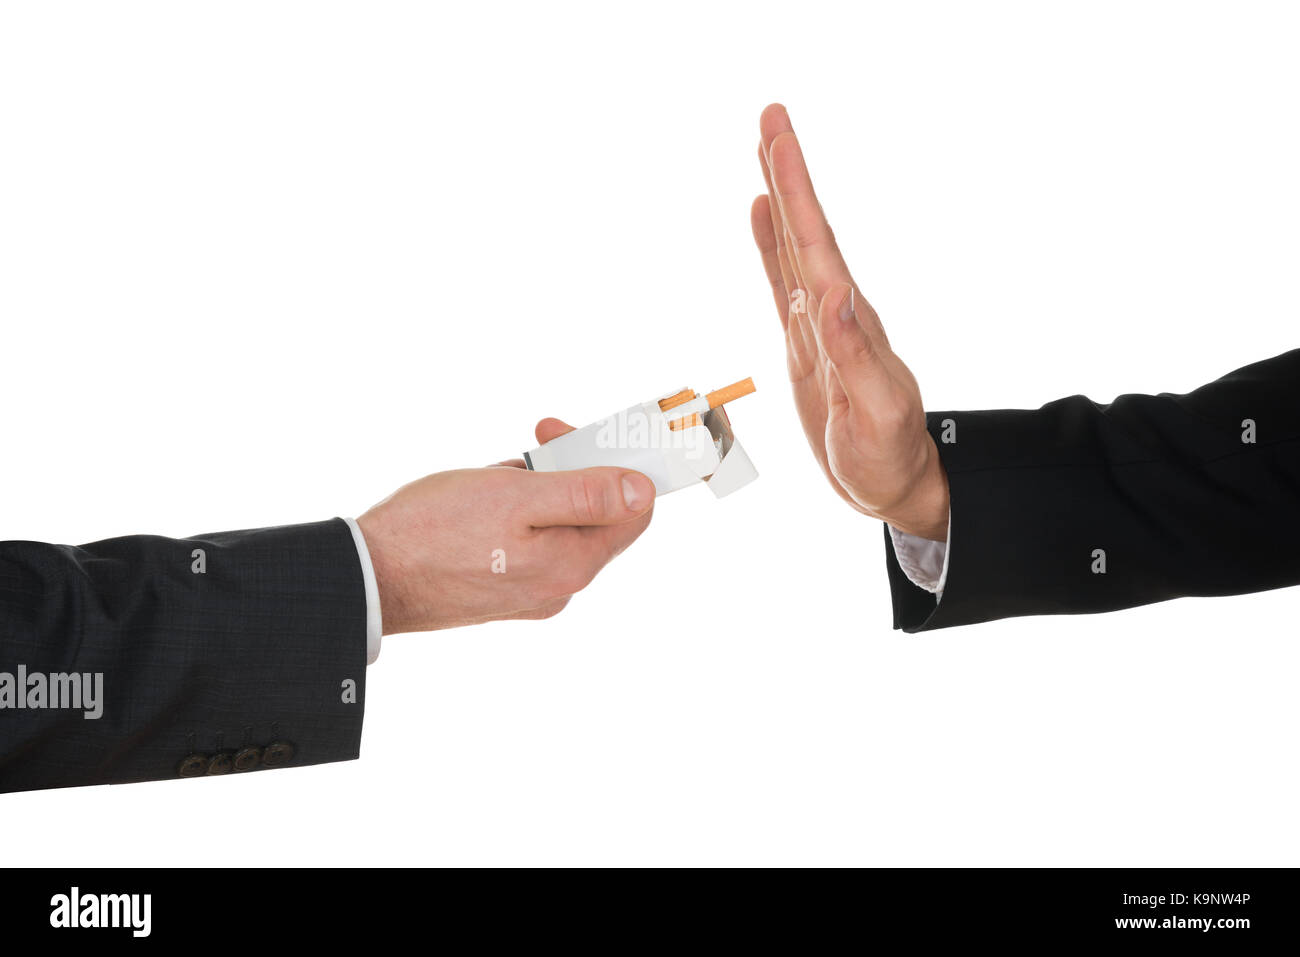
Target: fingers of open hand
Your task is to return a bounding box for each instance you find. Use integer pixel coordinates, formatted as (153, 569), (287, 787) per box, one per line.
(750, 194), (791, 327)
(767, 131), (853, 304)
(758, 143), (798, 286)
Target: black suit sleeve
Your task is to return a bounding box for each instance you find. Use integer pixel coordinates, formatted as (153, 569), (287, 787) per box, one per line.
(886, 349), (1300, 631)
(0, 517), (367, 793)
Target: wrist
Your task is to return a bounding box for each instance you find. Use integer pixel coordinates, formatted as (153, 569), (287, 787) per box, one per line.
(885, 440), (950, 542)
(357, 511), (415, 636)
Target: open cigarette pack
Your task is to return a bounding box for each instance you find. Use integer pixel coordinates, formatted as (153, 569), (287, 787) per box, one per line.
(524, 378), (759, 498)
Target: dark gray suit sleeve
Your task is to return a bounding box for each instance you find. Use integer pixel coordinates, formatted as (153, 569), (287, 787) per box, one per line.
(0, 517), (368, 793)
(885, 349), (1300, 631)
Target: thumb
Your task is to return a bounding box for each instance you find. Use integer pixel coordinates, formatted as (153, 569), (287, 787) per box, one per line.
(524, 467), (656, 528)
(815, 283), (887, 403)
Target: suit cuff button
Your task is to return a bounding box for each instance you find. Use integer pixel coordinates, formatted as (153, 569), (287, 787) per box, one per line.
(262, 742), (295, 768)
(233, 747), (263, 772)
(177, 754), (210, 778)
(206, 751), (235, 775)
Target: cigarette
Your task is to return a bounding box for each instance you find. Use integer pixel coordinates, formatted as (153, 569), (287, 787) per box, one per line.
(705, 377), (756, 409)
(664, 377), (755, 425)
(658, 388), (697, 412)
(667, 413), (704, 432)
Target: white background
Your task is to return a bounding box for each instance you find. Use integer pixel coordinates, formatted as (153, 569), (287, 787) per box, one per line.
(2, 1), (1297, 866)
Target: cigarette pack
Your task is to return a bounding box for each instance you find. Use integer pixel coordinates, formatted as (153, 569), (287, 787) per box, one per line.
(523, 384), (759, 498)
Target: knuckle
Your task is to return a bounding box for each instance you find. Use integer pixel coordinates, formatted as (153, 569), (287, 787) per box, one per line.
(522, 578), (555, 605)
(552, 568), (591, 597)
(538, 597), (571, 619)
(876, 398), (914, 432)
(845, 333), (876, 363)
(568, 474), (608, 525)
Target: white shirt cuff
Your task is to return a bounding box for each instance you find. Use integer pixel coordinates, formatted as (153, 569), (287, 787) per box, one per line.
(888, 512), (951, 598)
(343, 517), (383, 664)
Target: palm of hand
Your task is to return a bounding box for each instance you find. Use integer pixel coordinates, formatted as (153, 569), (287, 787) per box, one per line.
(752, 104), (948, 541)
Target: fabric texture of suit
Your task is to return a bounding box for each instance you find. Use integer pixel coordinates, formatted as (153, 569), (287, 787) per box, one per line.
(0, 517), (367, 793)
(886, 349), (1300, 631)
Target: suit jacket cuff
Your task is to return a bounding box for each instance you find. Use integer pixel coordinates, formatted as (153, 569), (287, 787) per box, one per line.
(1, 517), (369, 791)
(343, 517), (383, 663)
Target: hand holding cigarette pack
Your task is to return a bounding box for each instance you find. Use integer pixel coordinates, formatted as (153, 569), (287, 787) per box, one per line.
(524, 378), (759, 498)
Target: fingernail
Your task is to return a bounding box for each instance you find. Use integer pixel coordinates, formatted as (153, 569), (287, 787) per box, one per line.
(621, 474), (653, 511)
(838, 287), (855, 323)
